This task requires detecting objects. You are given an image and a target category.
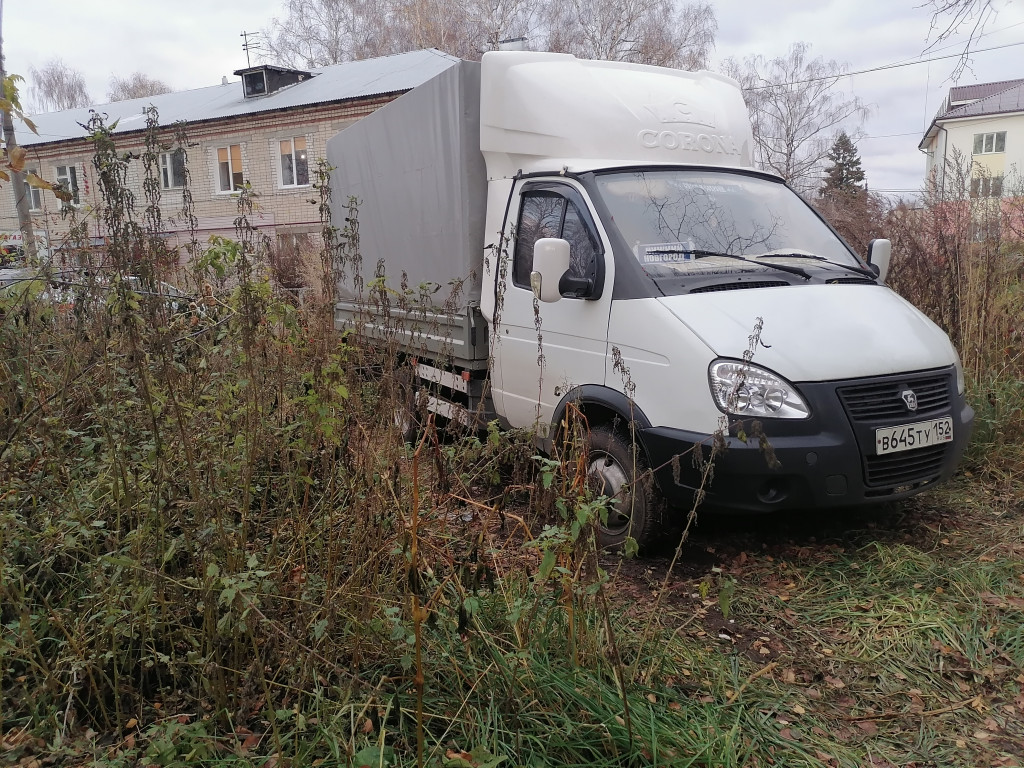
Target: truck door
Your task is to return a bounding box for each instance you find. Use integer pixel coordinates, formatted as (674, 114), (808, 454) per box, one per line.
(491, 180), (614, 432)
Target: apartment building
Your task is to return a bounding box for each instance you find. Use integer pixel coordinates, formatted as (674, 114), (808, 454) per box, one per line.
(2, 49), (459, 269)
(919, 78), (1024, 198)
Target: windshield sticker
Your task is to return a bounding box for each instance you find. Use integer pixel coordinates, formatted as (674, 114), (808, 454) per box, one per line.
(638, 242), (696, 263)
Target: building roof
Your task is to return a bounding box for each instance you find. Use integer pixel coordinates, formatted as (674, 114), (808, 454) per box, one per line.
(919, 78), (1024, 150)
(946, 78), (1024, 108)
(16, 48), (460, 148)
(941, 79), (1024, 120)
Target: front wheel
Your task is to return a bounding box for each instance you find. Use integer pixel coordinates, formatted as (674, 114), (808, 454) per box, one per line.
(587, 425), (661, 552)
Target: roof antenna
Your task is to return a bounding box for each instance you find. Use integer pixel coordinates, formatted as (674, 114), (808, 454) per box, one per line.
(241, 30), (262, 68)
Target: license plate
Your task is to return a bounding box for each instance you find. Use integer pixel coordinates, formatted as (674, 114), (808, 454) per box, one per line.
(875, 417), (954, 455)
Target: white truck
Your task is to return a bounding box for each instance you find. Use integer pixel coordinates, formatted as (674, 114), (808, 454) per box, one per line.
(327, 51), (974, 549)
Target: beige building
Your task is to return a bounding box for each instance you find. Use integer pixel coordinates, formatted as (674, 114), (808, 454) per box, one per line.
(919, 78), (1024, 198)
(2, 49), (459, 272)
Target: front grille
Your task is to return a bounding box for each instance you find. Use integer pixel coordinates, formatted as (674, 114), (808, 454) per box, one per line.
(837, 373), (951, 421)
(690, 280), (788, 294)
(864, 444), (946, 490)
(834, 369), (955, 495)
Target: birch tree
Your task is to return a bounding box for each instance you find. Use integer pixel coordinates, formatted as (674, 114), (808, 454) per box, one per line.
(543, 0), (716, 69)
(27, 58), (90, 113)
(264, 0), (714, 67)
(264, 0), (536, 66)
(107, 73), (173, 102)
(724, 43), (867, 196)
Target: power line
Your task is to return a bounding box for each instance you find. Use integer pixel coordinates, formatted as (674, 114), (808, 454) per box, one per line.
(744, 39), (1024, 90)
(857, 131), (925, 140)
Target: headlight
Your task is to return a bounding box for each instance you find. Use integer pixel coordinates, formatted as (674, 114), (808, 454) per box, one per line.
(709, 360), (810, 419)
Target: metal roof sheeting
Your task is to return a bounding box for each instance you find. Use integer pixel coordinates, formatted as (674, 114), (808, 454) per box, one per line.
(16, 48), (460, 147)
(947, 78), (1024, 107)
(941, 80), (1024, 120)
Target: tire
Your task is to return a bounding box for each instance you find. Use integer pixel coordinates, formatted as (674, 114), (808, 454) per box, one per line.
(587, 425), (661, 552)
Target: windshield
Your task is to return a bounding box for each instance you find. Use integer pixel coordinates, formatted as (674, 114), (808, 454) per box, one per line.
(595, 170), (860, 276)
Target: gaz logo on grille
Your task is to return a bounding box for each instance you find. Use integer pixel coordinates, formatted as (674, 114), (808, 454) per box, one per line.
(900, 389), (918, 411)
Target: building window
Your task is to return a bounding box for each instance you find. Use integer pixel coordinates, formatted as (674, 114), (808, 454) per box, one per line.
(23, 168), (42, 211)
(279, 137), (309, 187)
(970, 175), (1003, 198)
(55, 164), (80, 206)
(217, 144), (244, 192)
(160, 150), (186, 190)
(243, 71), (267, 98)
(972, 131), (1006, 155)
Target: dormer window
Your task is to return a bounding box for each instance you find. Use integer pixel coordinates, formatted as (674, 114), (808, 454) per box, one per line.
(243, 71), (267, 98)
(234, 65), (312, 99)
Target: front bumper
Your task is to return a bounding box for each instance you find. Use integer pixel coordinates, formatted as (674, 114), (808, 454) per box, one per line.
(642, 366), (975, 513)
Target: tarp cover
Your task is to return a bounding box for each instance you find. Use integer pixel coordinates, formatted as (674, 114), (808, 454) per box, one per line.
(327, 60), (486, 312)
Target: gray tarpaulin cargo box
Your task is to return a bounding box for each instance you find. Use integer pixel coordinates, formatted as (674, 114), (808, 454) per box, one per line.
(327, 59), (490, 368)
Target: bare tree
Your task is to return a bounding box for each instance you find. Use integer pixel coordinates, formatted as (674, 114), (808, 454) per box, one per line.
(27, 58), (91, 112)
(926, 0), (998, 80)
(542, 0), (716, 69)
(723, 43), (868, 196)
(264, 0), (536, 66)
(107, 72), (173, 102)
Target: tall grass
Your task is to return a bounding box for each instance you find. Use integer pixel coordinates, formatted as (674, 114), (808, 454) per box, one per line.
(886, 154), (1024, 475)
(0, 110), (714, 768)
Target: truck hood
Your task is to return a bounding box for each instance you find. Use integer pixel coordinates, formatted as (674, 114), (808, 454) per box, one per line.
(657, 285), (958, 382)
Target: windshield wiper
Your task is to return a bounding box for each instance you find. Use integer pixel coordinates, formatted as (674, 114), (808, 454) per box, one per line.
(662, 248), (812, 281)
(754, 251), (877, 279)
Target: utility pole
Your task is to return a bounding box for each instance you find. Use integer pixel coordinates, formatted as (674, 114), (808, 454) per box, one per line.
(0, 0), (39, 261)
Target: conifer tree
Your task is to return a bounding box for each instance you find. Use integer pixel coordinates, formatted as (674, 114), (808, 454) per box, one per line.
(820, 131), (865, 198)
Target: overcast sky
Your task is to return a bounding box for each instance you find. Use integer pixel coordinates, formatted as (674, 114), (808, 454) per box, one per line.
(4, 0), (1023, 199)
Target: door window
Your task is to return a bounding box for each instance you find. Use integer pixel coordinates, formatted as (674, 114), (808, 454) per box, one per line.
(513, 187), (601, 297)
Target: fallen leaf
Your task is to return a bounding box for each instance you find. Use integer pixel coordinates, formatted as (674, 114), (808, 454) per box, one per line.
(793, 704), (806, 715)
(783, 669), (797, 684)
(825, 676), (846, 689)
(360, 718), (374, 734)
(240, 732), (260, 753)
(856, 720), (878, 735)
(125, 718), (138, 730)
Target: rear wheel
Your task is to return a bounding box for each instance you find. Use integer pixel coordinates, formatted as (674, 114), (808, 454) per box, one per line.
(587, 425), (661, 552)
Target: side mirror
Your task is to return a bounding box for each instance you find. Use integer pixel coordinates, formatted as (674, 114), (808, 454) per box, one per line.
(530, 238), (570, 303)
(867, 238), (891, 283)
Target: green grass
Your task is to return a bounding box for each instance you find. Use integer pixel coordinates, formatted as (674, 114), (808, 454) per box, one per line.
(4, 120), (1023, 767)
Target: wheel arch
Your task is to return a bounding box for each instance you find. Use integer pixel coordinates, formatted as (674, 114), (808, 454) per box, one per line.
(543, 384), (653, 455)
